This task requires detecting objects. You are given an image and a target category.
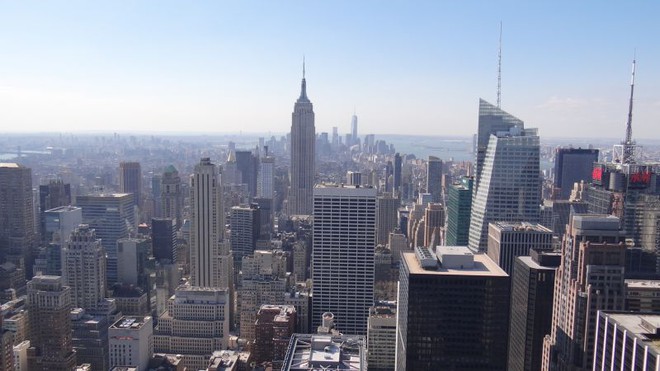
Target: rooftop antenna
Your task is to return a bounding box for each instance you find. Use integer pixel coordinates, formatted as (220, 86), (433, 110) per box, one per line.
(497, 21), (502, 108)
(303, 55), (306, 79)
(622, 57), (636, 164)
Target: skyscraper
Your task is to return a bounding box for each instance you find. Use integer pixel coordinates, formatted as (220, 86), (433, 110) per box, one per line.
(393, 153), (402, 193)
(0, 163), (36, 279)
(508, 250), (560, 371)
(445, 176), (473, 246)
(468, 125), (540, 252)
(426, 156), (443, 203)
(376, 192), (400, 245)
(289, 63), (316, 216)
(76, 193), (135, 285)
(351, 113), (358, 146)
(474, 99), (524, 187)
(119, 161), (142, 208)
(229, 204), (260, 266)
(553, 148), (599, 200)
(26, 275), (77, 371)
(39, 180), (72, 242)
(190, 158), (224, 288)
(396, 246), (510, 370)
(257, 155), (275, 199)
(312, 185), (376, 335)
(542, 214), (627, 370)
(62, 225), (107, 311)
(487, 221), (553, 275)
(161, 165), (183, 228)
(152, 218), (177, 263)
(235, 150), (258, 198)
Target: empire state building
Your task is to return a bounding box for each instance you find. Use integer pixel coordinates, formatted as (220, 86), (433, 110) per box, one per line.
(288, 63), (316, 215)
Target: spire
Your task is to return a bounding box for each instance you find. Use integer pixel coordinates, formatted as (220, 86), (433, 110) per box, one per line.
(298, 56), (310, 103)
(622, 58), (636, 164)
(497, 22), (502, 108)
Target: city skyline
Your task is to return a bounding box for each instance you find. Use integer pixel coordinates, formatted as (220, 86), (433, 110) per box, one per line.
(1, 1), (659, 139)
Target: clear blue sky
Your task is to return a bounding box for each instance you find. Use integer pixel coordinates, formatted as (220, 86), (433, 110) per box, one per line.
(1, 1), (659, 139)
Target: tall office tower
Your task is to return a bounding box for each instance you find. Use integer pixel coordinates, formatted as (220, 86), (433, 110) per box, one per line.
(396, 246), (510, 370)
(445, 176), (473, 246)
(117, 238), (149, 287)
(119, 161), (142, 208)
(230, 204), (260, 266)
(288, 64), (316, 216)
(257, 155), (275, 199)
(153, 286), (230, 370)
(393, 153), (402, 193)
(235, 150), (258, 198)
(367, 302), (397, 371)
(351, 114), (358, 146)
(468, 126), (541, 252)
(161, 165), (183, 228)
(39, 180), (71, 212)
(312, 185), (376, 335)
(109, 316), (153, 371)
(26, 275), (77, 371)
(487, 221), (553, 275)
(70, 308), (109, 371)
(152, 218), (177, 263)
(542, 214), (627, 371)
(423, 203), (444, 247)
(253, 305), (296, 368)
(151, 173), (162, 212)
(239, 249), (289, 340)
(190, 158), (225, 288)
(508, 250), (561, 371)
(474, 99), (524, 188)
(77, 193), (135, 285)
(346, 171), (362, 186)
(42, 206), (82, 244)
(377, 192), (400, 245)
(594, 312), (660, 371)
(0, 163), (36, 280)
(542, 199), (588, 238)
(426, 156), (443, 203)
(553, 148), (599, 200)
(62, 225), (107, 310)
(39, 180), (71, 242)
(331, 126), (339, 151)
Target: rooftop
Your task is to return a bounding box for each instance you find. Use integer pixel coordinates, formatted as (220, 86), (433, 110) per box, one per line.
(0, 163), (20, 168)
(403, 250), (507, 277)
(44, 205), (81, 213)
(490, 221), (552, 233)
(282, 334), (366, 371)
(625, 279), (660, 289)
(110, 316), (152, 330)
(601, 312), (660, 354)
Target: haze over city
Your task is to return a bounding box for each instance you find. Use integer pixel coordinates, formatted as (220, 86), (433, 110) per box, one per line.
(1, 1), (659, 138)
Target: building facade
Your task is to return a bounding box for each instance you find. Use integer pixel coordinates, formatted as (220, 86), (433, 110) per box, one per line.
(312, 185), (376, 335)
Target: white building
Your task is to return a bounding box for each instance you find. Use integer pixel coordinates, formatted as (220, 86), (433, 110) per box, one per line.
(190, 158), (225, 288)
(312, 184), (376, 335)
(109, 316), (153, 371)
(43, 205), (82, 244)
(153, 285), (230, 370)
(62, 225), (107, 310)
(257, 156), (275, 199)
(12, 340), (29, 371)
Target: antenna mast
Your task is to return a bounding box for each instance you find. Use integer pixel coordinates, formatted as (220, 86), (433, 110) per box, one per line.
(497, 22), (502, 108)
(622, 58), (636, 164)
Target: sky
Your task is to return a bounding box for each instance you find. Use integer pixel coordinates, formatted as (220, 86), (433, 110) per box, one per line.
(1, 1), (659, 139)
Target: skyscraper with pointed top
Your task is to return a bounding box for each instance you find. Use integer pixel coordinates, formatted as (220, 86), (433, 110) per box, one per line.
(288, 61), (316, 215)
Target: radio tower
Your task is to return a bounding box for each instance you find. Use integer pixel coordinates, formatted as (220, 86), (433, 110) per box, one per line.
(497, 22), (502, 108)
(622, 59), (636, 164)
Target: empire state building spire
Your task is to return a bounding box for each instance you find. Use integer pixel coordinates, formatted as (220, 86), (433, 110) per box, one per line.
(298, 57), (310, 103)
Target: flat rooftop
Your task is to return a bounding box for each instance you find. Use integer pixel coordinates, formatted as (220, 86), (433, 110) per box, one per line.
(111, 316), (151, 330)
(0, 163), (20, 168)
(490, 221), (552, 233)
(403, 251), (508, 277)
(601, 312), (660, 354)
(625, 279), (660, 289)
(283, 334), (366, 371)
